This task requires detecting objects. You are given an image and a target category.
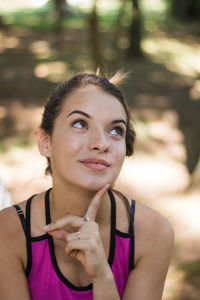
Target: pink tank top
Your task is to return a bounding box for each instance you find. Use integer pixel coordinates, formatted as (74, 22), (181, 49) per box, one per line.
(14, 189), (135, 300)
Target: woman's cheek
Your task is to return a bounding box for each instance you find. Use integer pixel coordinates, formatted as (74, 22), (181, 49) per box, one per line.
(113, 142), (126, 159)
(112, 153), (126, 175)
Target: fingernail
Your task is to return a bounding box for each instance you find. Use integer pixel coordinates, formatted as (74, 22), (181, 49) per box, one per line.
(42, 224), (50, 230)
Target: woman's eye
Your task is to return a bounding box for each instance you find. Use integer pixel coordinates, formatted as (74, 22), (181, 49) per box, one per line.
(72, 119), (88, 129)
(110, 126), (124, 136)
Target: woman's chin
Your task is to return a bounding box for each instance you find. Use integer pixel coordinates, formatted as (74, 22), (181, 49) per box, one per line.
(82, 180), (112, 192)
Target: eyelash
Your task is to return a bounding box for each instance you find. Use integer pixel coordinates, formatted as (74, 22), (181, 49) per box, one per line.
(71, 119), (88, 129)
(110, 126), (124, 137)
(71, 119), (124, 137)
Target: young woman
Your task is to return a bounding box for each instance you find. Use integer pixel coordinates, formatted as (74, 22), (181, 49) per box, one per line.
(0, 73), (174, 300)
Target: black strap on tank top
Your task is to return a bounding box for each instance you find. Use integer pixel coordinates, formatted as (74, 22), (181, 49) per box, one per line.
(45, 188), (52, 225)
(108, 189), (136, 271)
(13, 205), (26, 234)
(25, 195), (33, 277)
(129, 199), (135, 271)
(13, 195), (35, 277)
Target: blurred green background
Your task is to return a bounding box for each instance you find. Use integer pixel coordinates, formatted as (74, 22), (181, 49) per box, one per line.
(0, 0), (200, 298)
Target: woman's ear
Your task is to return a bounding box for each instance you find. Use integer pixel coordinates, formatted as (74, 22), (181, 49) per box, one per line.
(36, 128), (51, 157)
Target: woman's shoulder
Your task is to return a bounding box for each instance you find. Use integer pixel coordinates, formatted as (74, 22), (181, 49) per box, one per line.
(114, 190), (174, 261)
(134, 201), (174, 237)
(116, 189), (173, 234)
(133, 200), (174, 262)
(0, 191), (45, 239)
(0, 204), (27, 262)
(0, 205), (24, 237)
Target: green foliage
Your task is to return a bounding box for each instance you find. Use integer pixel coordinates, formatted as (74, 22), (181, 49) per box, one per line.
(0, 0), (131, 31)
(179, 259), (200, 282)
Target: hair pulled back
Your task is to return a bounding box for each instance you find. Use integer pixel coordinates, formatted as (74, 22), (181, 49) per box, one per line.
(40, 73), (136, 175)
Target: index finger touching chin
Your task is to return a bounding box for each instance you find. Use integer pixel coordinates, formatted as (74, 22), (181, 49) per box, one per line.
(85, 183), (110, 221)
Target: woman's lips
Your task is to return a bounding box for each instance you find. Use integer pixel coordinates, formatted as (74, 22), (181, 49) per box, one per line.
(80, 158), (110, 171)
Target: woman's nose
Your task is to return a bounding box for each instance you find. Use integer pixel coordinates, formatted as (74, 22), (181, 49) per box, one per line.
(88, 128), (109, 153)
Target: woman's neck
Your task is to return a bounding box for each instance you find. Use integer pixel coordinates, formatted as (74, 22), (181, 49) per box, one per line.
(50, 179), (110, 229)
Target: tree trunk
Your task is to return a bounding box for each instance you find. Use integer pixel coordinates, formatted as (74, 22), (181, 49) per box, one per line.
(127, 0), (143, 59)
(88, 0), (104, 71)
(0, 16), (5, 28)
(188, 156), (200, 190)
(115, 0), (127, 33)
(170, 0), (200, 20)
(53, 0), (66, 29)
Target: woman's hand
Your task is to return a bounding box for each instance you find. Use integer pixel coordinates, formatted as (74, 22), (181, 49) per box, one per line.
(42, 184), (110, 280)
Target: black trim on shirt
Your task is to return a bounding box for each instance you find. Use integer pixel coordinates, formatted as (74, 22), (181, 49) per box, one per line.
(13, 205), (26, 234)
(115, 229), (131, 238)
(13, 197), (35, 277)
(107, 188), (116, 267)
(129, 200), (136, 271)
(25, 195), (35, 277)
(45, 188), (51, 225)
(31, 234), (49, 242)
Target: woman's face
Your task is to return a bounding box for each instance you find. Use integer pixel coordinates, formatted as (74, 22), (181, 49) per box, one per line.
(48, 85), (127, 191)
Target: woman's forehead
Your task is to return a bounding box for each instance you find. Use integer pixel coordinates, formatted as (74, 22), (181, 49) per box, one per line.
(62, 86), (127, 118)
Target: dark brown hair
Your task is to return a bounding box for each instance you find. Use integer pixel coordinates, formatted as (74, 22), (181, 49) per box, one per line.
(40, 73), (136, 175)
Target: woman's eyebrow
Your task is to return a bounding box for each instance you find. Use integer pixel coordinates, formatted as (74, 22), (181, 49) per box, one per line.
(67, 110), (91, 118)
(112, 119), (127, 127)
(67, 110), (127, 126)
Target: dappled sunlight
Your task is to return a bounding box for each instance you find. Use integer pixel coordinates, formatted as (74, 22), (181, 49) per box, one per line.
(143, 37), (200, 77)
(134, 109), (187, 163)
(157, 191), (200, 241)
(68, 0), (93, 10)
(0, 32), (20, 53)
(29, 40), (53, 59)
(34, 61), (71, 82)
(0, 106), (6, 119)
(0, 145), (52, 203)
(147, 111), (186, 162)
(0, 101), (43, 150)
(117, 36), (130, 50)
(0, 0), (48, 12)
(135, 94), (171, 109)
(190, 79), (200, 101)
(3, 36), (20, 49)
(115, 155), (189, 201)
(3, 101), (42, 132)
(156, 190), (200, 299)
(142, 0), (166, 13)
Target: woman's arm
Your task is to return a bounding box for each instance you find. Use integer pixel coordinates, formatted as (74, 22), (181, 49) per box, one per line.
(93, 270), (120, 300)
(122, 203), (174, 300)
(0, 207), (31, 300)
